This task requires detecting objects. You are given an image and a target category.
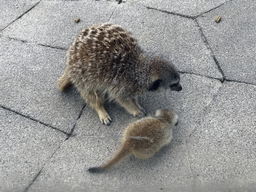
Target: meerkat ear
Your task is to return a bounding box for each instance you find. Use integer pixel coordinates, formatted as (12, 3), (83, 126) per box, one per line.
(148, 79), (162, 91)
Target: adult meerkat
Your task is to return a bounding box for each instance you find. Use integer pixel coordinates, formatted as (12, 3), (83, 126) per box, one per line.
(87, 109), (178, 173)
(58, 23), (182, 125)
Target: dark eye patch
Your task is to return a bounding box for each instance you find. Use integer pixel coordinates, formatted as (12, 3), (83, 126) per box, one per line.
(148, 79), (162, 91)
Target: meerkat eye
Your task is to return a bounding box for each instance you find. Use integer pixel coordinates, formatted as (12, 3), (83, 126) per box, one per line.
(148, 79), (162, 91)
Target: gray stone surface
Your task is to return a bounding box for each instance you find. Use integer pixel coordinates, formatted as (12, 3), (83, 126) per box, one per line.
(0, 107), (67, 192)
(3, 0), (117, 49)
(0, 37), (84, 133)
(187, 82), (256, 188)
(140, 74), (222, 142)
(0, 0), (39, 30)
(129, 0), (229, 17)
(27, 112), (193, 191)
(197, 0), (256, 84)
(110, 3), (223, 79)
(28, 137), (192, 191)
(26, 74), (222, 191)
(1, 0), (256, 191)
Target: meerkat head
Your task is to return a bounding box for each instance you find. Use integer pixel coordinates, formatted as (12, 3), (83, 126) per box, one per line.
(155, 109), (179, 126)
(148, 56), (182, 92)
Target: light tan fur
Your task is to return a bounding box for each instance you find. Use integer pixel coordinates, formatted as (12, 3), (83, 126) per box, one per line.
(87, 109), (178, 173)
(58, 23), (182, 125)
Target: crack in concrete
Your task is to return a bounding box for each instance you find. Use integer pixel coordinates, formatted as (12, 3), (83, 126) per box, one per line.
(24, 170), (42, 192)
(23, 134), (69, 192)
(0, 105), (69, 136)
(184, 141), (195, 177)
(0, 104), (70, 192)
(182, 78), (229, 187)
(22, 104), (87, 191)
(225, 79), (256, 86)
(179, 71), (223, 83)
(38, 43), (67, 51)
(3, 0), (42, 31)
(20, 105), (88, 192)
(186, 77), (255, 140)
(145, 1), (230, 19)
(196, 1), (229, 18)
(66, 104), (86, 138)
(144, 2), (233, 84)
(146, 6), (196, 19)
(183, 138), (204, 191)
(108, 1), (119, 22)
(6, 36), (67, 51)
(179, 71), (256, 86)
(194, 19), (226, 82)
(7, 37), (28, 43)
(187, 82), (223, 140)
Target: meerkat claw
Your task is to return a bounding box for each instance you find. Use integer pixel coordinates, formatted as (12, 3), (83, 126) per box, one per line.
(140, 108), (147, 116)
(101, 116), (112, 126)
(135, 110), (146, 118)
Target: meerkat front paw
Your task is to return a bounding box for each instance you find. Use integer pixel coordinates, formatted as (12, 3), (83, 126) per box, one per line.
(98, 112), (112, 125)
(134, 108), (147, 118)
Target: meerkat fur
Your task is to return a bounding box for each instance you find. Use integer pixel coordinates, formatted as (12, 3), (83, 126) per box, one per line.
(87, 109), (178, 173)
(58, 23), (182, 125)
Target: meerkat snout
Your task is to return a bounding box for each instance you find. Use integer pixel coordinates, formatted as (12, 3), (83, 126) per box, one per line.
(87, 109), (178, 173)
(170, 82), (182, 91)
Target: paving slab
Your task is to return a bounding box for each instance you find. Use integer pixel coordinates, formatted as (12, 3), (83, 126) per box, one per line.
(3, 0), (117, 49)
(128, 0), (229, 17)
(0, 107), (67, 192)
(0, 0), (40, 30)
(0, 37), (84, 133)
(187, 82), (256, 188)
(26, 73), (222, 191)
(1, 0), (255, 191)
(197, 0), (256, 84)
(110, 3), (223, 79)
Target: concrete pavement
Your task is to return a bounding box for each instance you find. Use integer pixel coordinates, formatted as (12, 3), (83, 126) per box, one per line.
(0, 0), (255, 191)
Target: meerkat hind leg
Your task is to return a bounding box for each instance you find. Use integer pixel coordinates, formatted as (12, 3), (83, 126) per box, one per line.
(82, 90), (111, 125)
(116, 97), (145, 118)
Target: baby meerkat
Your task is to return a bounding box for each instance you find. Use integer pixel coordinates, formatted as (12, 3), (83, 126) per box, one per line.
(87, 109), (178, 173)
(58, 23), (182, 125)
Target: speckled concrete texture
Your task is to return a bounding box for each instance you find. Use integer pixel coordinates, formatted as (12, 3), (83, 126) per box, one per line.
(1, 0), (255, 191)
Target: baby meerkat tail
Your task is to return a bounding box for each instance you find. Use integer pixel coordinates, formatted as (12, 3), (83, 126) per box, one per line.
(58, 68), (72, 91)
(87, 167), (103, 173)
(87, 145), (131, 173)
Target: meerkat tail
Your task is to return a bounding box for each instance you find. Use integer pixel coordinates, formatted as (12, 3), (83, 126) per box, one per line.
(58, 69), (72, 91)
(87, 167), (103, 173)
(88, 145), (131, 173)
